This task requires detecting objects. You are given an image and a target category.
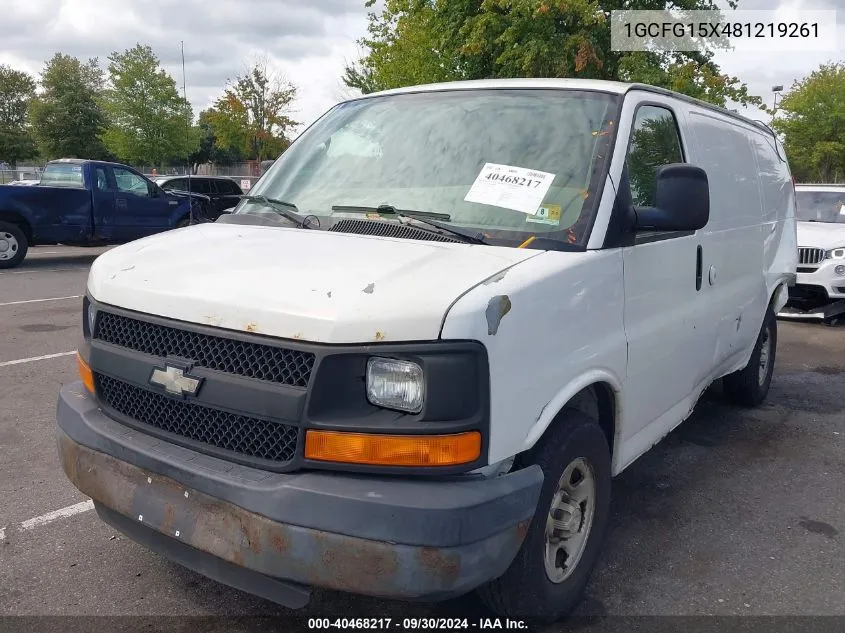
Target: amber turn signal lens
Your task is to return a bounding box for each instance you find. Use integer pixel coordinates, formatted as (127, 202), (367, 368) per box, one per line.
(77, 353), (95, 393)
(304, 430), (481, 467)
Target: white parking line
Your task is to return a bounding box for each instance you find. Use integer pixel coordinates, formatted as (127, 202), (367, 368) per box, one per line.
(20, 500), (95, 531)
(0, 351), (77, 367)
(0, 295), (81, 307)
(0, 499), (96, 542)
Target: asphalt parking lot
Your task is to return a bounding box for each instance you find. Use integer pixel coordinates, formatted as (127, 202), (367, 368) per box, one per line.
(1, 245), (843, 631)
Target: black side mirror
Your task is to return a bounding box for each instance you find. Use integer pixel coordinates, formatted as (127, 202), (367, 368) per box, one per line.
(634, 163), (710, 232)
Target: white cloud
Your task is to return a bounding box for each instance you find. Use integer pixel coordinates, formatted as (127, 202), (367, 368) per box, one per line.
(716, 0), (844, 121)
(0, 0), (839, 136)
(0, 0), (367, 135)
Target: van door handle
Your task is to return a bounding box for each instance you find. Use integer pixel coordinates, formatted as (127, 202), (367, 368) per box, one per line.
(696, 245), (703, 291)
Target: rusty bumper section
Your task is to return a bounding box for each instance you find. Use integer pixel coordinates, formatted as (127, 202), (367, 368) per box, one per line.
(57, 429), (533, 607)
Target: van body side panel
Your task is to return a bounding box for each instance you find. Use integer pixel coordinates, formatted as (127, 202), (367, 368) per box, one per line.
(685, 110), (769, 381)
(439, 250), (626, 465)
(611, 93), (713, 462)
(752, 135), (798, 310)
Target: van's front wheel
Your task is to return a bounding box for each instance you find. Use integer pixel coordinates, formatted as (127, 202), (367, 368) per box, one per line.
(722, 307), (777, 407)
(476, 411), (611, 622)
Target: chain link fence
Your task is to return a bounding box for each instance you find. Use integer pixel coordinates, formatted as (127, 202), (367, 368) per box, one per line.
(0, 167), (43, 184)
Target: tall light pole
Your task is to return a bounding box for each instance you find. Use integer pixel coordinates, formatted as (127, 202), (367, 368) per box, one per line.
(771, 85), (783, 122)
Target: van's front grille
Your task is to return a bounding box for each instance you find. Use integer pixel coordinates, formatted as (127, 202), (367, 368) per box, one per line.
(798, 247), (825, 265)
(94, 311), (315, 387)
(96, 374), (299, 464)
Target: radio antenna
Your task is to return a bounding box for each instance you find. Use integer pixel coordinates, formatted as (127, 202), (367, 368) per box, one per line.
(181, 40), (193, 222)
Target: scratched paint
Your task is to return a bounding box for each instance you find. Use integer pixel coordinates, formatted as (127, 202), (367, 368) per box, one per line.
(485, 295), (512, 335)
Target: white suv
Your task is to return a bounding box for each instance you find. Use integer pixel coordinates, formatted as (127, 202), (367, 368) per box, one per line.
(792, 184), (845, 305)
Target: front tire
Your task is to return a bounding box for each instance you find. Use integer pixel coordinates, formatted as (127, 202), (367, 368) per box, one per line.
(476, 410), (611, 622)
(0, 221), (28, 269)
(722, 307), (777, 407)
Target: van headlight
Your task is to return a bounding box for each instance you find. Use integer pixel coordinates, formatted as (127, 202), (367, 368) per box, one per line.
(87, 303), (97, 335)
(82, 297), (97, 338)
(366, 358), (424, 413)
(826, 247), (845, 260)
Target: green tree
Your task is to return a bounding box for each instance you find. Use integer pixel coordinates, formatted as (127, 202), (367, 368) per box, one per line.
(187, 113), (215, 173)
(205, 58), (297, 162)
(627, 116), (683, 206)
(103, 44), (194, 167)
(29, 53), (109, 160)
(344, 0), (762, 109)
(188, 110), (244, 172)
(0, 65), (37, 165)
(342, 58), (381, 95)
(772, 62), (845, 183)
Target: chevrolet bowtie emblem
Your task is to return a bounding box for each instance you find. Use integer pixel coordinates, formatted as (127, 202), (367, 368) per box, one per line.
(149, 364), (203, 397)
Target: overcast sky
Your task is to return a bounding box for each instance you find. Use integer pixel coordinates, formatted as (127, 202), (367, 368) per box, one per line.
(0, 0), (841, 136)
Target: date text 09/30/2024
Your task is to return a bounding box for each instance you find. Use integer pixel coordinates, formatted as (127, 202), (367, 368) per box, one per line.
(307, 618), (529, 630)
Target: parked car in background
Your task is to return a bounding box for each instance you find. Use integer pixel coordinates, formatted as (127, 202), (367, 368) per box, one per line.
(789, 184), (845, 309)
(153, 175), (243, 221)
(8, 179), (40, 186)
(0, 158), (213, 269)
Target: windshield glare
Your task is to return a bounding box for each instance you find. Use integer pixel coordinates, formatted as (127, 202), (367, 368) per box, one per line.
(243, 89), (619, 247)
(796, 190), (845, 224)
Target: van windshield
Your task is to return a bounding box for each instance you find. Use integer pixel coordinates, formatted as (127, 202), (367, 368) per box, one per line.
(242, 89), (619, 248)
(796, 190), (845, 224)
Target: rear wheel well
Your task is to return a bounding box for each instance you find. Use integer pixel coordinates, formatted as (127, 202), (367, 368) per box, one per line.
(769, 280), (789, 313)
(0, 211), (32, 242)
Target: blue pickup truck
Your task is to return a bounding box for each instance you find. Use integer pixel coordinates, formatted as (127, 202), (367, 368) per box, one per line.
(0, 159), (214, 269)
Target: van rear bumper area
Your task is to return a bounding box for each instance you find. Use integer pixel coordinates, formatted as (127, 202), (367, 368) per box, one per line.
(56, 381), (543, 607)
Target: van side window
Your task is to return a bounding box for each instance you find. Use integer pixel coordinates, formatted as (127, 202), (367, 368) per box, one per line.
(626, 105), (684, 207)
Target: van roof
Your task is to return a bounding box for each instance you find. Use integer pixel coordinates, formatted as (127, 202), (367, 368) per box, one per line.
(355, 78), (774, 136)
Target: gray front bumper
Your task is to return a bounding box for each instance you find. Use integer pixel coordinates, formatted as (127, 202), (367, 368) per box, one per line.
(56, 381), (543, 607)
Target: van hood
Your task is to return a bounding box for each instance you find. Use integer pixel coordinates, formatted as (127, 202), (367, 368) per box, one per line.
(796, 221), (845, 250)
(87, 223), (541, 344)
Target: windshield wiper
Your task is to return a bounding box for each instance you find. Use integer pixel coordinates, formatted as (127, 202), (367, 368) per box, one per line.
(240, 195), (309, 228)
(330, 204), (487, 244)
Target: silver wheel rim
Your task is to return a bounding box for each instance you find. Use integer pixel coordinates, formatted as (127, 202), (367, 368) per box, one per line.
(758, 324), (772, 387)
(544, 457), (596, 584)
(0, 231), (18, 261)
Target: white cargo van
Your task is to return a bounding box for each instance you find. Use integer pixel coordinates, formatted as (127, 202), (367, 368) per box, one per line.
(790, 184), (845, 305)
(57, 79), (797, 622)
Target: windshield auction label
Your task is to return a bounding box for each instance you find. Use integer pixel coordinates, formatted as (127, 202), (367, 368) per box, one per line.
(464, 163), (556, 214)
